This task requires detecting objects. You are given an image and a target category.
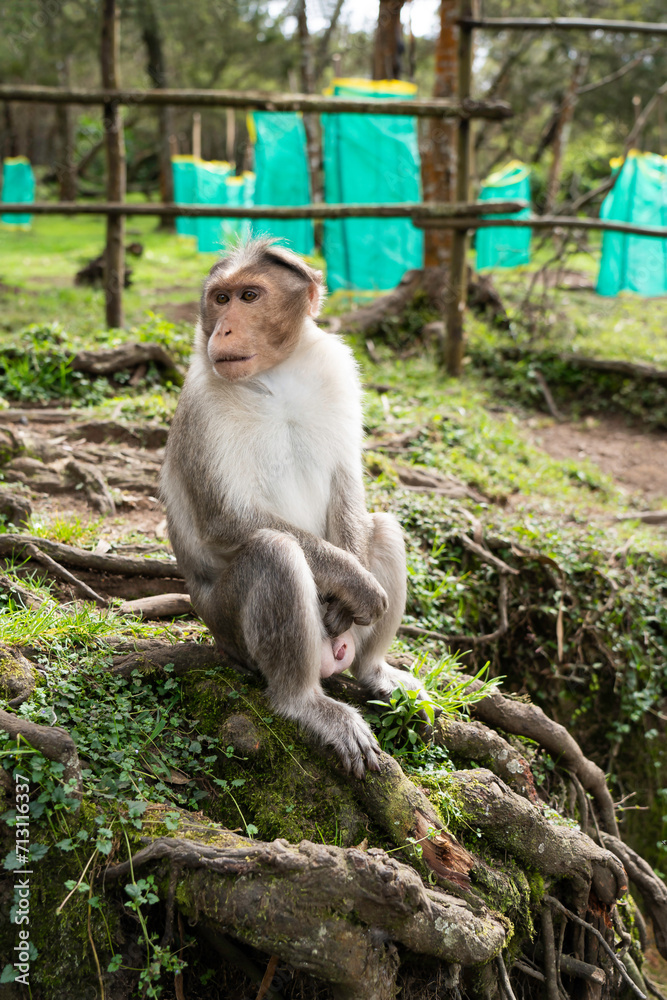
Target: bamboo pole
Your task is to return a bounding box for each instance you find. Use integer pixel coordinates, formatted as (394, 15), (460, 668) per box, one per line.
(100, 0), (125, 329)
(460, 17), (667, 36)
(442, 0), (476, 377)
(0, 84), (513, 120)
(0, 200), (527, 219)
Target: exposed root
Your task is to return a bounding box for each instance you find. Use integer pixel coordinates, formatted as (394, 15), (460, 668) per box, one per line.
(602, 834), (667, 961)
(103, 833), (506, 998)
(0, 707), (82, 799)
(462, 672), (620, 837)
(546, 895), (647, 1000)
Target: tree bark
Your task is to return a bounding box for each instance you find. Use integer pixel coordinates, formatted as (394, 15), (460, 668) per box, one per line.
(372, 1), (407, 81)
(55, 57), (77, 201)
(296, 0), (321, 203)
(422, 1), (458, 269)
(543, 52), (589, 214)
(138, 0), (175, 230)
(100, 0), (126, 328)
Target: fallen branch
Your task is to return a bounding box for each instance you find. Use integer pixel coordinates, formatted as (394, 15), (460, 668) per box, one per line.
(534, 369), (565, 422)
(461, 535), (519, 575)
(71, 342), (182, 383)
(118, 593), (193, 618)
(23, 542), (109, 607)
(0, 534), (181, 579)
(0, 708), (82, 799)
(0, 573), (45, 611)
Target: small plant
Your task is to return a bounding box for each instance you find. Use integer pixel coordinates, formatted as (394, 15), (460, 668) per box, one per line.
(365, 656), (502, 763)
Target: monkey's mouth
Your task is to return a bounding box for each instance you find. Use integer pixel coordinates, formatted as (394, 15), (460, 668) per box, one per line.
(213, 354), (257, 364)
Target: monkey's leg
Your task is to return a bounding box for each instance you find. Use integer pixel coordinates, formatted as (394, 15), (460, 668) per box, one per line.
(351, 513), (430, 703)
(194, 529), (380, 777)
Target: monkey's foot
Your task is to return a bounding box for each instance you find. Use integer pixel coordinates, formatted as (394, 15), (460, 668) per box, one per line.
(277, 691), (380, 779)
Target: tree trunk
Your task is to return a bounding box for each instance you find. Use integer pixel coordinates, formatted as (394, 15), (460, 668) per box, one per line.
(55, 57), (77, 202)
(138, 0), (175, 231)
(372, 0), (406, 81)
(421, 1), (458, 269)
(100, 0), (126, 329)
(296, 0), (322, 204)
(543, 52), (589, 214)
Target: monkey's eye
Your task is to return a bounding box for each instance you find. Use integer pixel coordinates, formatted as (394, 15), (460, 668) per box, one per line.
(215, 292), (229, 304)
(240, 289), (258, 302)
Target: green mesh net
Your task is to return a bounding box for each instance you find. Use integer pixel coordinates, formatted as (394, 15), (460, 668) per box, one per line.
(1, 157), (35, 228)
(597, 151), (667, 297)
(476, 160), (531, 270)
(322, 79), (422, 291)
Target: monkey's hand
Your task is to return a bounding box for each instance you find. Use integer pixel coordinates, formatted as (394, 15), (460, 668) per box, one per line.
(323, 570), (388, 636)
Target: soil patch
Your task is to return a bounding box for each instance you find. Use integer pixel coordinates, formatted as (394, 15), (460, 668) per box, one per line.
(529, 416), (667, 502)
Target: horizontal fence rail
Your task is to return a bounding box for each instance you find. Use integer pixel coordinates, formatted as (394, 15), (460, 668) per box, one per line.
(416, 215), (667, 239)
(460, 17), (667, 35)
(3, 203), (666, 239)
(0, 200), (527, 219)
(0, 84), (513, 120)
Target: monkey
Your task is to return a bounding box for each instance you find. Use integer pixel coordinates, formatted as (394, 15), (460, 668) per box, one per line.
(160, 237), (431, 777)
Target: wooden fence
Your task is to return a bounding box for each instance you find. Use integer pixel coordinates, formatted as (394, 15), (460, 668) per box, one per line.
(1, 4), (667, 374)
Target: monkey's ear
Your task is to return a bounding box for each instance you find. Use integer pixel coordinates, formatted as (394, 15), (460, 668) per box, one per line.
(308, 275), (325, 318)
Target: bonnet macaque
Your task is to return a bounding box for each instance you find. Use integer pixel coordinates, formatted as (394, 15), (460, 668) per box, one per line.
(160, 238), (429, 776)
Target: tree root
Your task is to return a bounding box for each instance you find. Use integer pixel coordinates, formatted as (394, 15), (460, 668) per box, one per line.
(434, 715), (538, 802)
(546, 895), (647, 999)
(601, 834), (667, 961)
(0, 707), (82, 798)
(103, 833), (508, 1000)
(0, 643), (40, 706)
(461, 672), (620, 837)
(442, 770), (627, 910)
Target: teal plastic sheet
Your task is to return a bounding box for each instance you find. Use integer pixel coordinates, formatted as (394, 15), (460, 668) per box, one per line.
(194, 161), (233, 253)
(250, 112), (313, 254)
(476, 161), (531, 270)
(322, 79), (423, 291)
(597, 152), (667, 297)
(1, 157), (35, 227)
(220, 173), (255, 245)
(171, 156), (197, 237)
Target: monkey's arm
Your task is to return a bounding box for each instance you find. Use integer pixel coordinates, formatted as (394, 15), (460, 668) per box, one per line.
(190, 495), (387, 630)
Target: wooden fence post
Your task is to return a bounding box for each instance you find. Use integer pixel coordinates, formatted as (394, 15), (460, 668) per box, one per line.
(442, 0), (476, 377)
(101, 0), (126, 329)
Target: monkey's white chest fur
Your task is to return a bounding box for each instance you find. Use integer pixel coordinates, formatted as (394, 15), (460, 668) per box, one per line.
(197, 323), (362, 539)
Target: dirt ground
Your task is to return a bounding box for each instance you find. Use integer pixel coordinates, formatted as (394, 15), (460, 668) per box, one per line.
(528, 415), (667, 503)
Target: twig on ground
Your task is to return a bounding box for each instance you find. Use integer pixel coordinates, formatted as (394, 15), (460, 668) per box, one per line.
(534, 369), (565, 421)
(23, 542), (109, 607)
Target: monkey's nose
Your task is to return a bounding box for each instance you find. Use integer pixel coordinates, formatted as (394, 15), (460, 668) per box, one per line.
(224, 328), (232, 337)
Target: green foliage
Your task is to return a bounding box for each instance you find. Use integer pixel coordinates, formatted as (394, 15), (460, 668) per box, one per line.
(365, 657), (502, 766)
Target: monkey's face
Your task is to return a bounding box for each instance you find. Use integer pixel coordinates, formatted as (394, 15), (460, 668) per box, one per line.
(200, 263), (320, 383)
